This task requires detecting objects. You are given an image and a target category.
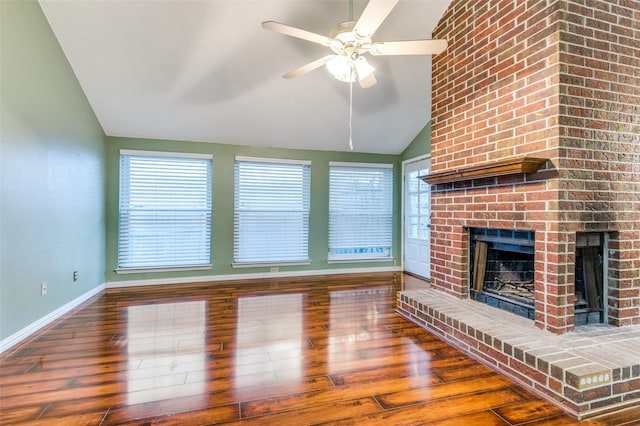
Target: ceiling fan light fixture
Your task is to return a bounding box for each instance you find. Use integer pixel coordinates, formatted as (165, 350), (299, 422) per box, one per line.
(326, 54), (374, 84)
(326, 54), (352, 82)
(354, 57), (374, 78)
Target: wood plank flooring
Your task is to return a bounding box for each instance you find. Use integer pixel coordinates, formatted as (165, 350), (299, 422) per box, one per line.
(1, 272), (637, 425)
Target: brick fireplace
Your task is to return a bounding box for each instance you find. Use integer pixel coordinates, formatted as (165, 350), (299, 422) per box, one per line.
(398, 0), (640, 419)
(427, 0), (639, 333)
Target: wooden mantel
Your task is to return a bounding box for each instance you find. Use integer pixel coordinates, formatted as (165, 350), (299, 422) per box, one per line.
(420, 156), (547, 185)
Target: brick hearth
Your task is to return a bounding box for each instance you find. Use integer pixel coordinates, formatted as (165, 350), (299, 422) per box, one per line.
(398, 288), (640, 419)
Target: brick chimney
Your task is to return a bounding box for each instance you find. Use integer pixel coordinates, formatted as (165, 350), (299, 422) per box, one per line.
(428, 0), (640, 334)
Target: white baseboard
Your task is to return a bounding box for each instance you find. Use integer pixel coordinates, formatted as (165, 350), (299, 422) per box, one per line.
(106, 266), (402, 289)
(0, 284), (105, 355)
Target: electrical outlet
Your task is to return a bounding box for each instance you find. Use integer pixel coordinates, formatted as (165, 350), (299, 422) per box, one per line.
(73, 270), (78, 282)
(41, 282), (47, 296)
(270, 267), (279, 273)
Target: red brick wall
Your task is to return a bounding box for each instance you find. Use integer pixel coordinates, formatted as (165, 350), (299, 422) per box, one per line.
(430, 0), (640, 333)
(558, 0), (640, 326)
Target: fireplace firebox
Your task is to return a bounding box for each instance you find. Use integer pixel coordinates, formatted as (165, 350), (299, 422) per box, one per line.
(574, 233), (605, 326)
(469, 228), (535, 319)
(469, 228), (606, 325)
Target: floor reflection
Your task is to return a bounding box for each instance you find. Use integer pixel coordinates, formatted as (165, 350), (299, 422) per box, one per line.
(126, 300), (207, 405)
(328, 286), (393, 373)
(234, 293), (304, 388)
(118, 273), (421, 407)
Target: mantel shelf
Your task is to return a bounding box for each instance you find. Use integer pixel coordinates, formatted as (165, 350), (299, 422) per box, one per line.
(420, 156), (548, 185)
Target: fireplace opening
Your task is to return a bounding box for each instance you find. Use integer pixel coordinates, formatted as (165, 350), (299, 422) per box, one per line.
(469, 228), (535, 319)
(574, 233), (605, 326)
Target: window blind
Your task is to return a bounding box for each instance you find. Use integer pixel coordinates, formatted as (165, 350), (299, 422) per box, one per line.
(329, 162), (393, 260)
(118, 151), (212, 270)
(234, 157), (310, 264)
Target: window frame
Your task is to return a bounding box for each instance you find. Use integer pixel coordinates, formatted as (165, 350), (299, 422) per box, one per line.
(232, 156), (311, 267)
(328, 161), (394, 262)
(117, 149), (213, 273)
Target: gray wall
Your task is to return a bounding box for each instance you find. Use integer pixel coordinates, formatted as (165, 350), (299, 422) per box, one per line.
(0, 0), (106, 341)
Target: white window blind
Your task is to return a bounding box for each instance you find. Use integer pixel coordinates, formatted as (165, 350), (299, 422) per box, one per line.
(329, 162), (393, 260)
(118, 151), (212, 270)
(234, 157), (310, 264)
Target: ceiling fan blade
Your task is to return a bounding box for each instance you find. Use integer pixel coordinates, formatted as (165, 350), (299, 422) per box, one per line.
(370, 39), (448, 56)
(283, 55), (334, 79)
(262, 21), (332, 46)
(353, 0), (399, 38)
(357, 71), (377, 89)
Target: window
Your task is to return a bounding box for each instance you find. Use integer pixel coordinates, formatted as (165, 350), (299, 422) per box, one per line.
(329, 162), (393, 260)
(234, 157), (311, 265)
(118, 150), (212, 271)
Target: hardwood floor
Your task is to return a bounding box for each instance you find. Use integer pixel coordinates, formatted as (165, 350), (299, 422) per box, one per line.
(1, 272), (638, 425)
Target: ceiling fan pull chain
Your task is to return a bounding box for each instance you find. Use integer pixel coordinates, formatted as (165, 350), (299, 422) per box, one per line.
(349, 72), (354, 151)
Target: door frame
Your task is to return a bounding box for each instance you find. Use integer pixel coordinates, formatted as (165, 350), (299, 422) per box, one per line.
(401, 154), (431, 277)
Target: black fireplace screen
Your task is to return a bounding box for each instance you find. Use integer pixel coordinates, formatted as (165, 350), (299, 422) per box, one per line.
(469, 228), (536, 319)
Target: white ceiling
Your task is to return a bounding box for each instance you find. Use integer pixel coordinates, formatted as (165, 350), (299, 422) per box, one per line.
(39, 0), (451, 154)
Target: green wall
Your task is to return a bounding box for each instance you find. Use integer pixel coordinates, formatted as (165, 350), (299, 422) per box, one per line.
(401, 121), (431, 161)
(106, 119), (433, 284)
(105, 137), (402, 282)
(0, 1), (106, 341)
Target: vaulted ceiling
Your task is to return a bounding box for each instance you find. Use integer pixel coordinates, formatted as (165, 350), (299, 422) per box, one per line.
(39, 0), (451, 154)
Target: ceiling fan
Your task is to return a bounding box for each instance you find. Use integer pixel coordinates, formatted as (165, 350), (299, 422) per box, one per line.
(262, 0), (448, 88)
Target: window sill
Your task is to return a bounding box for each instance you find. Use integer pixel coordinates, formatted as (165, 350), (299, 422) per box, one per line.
(115, 265), (212, 274)
(232, 261), (311, 269)
(328, 257), (395, 264)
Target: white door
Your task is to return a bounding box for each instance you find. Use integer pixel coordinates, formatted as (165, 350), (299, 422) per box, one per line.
(404, 158), (431, 278)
